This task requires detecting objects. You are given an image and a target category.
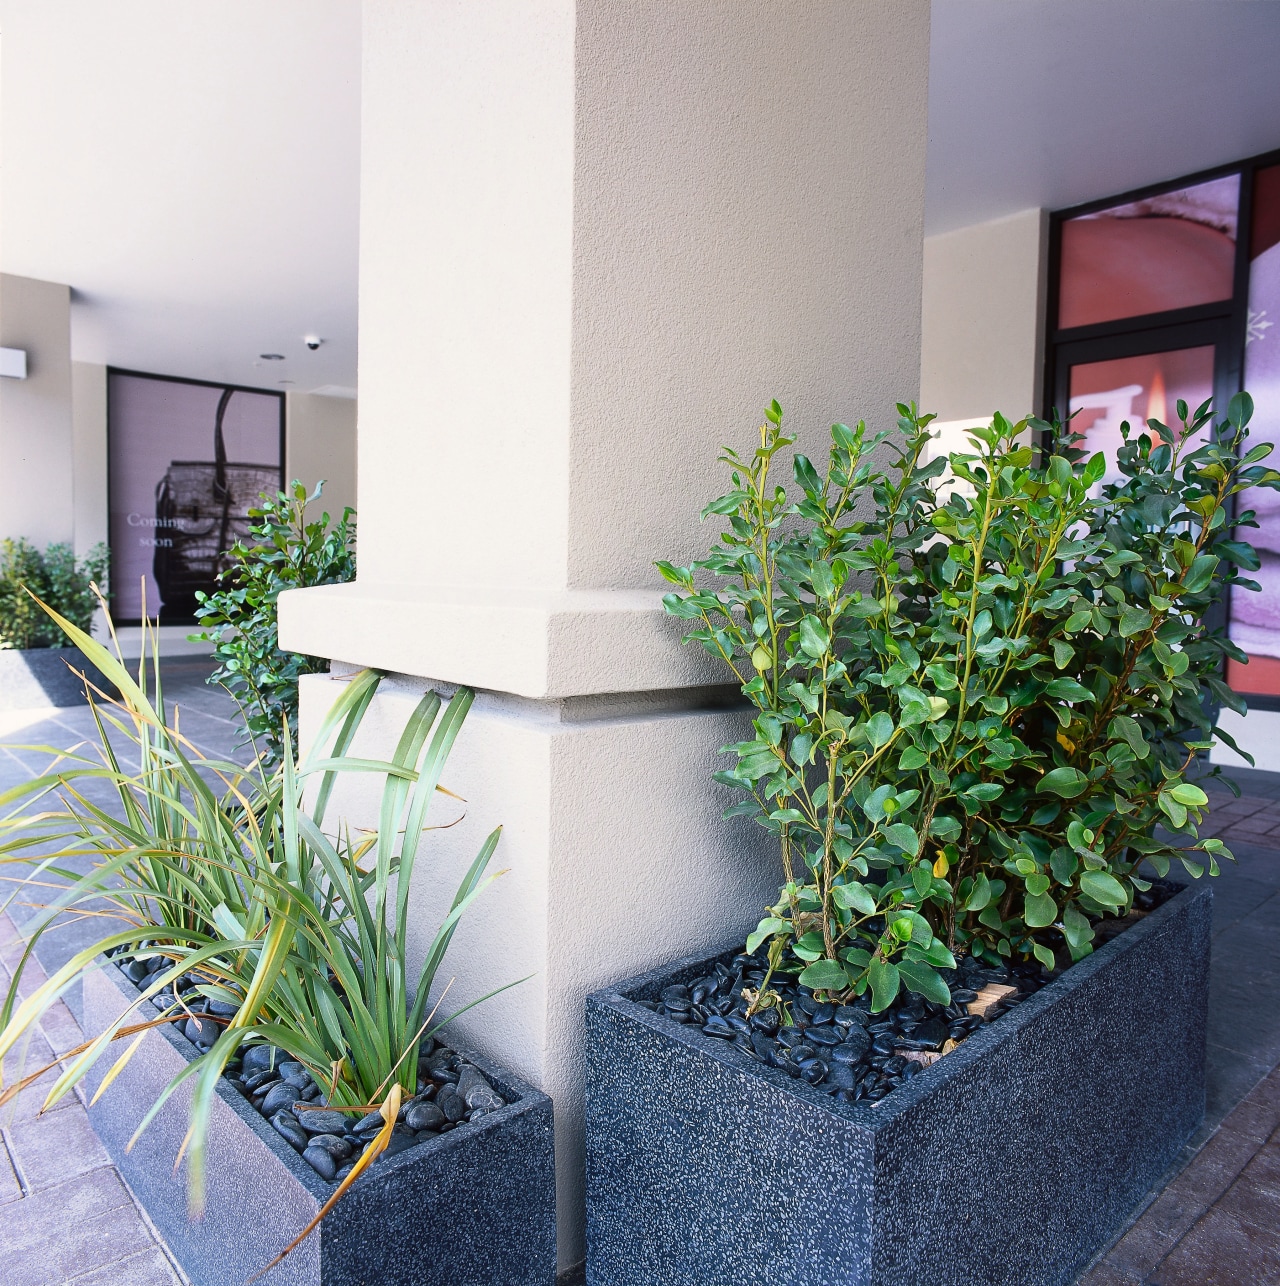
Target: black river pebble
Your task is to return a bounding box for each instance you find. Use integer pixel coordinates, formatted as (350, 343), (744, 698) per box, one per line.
(649, 939), (1078, 1106)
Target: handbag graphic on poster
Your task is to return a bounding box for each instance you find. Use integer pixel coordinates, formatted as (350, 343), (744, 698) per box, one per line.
(152, 388), (280, 620)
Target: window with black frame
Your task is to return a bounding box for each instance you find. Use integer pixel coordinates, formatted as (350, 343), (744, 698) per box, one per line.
(107, 370), (285, 625)
(1045, 151), (1280, 708)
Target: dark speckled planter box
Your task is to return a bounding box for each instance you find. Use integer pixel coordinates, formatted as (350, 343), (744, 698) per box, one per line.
(82, 962), (556, 1286)
(585, 882), (1211, 1286)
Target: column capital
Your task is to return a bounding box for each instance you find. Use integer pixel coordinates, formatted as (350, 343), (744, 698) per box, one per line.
(279, 582), (731, 699)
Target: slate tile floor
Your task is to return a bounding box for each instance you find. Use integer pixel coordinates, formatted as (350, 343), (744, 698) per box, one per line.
(1078, 767), (1280, 1285)
(0, 657), (239, 1286)
(0, 662), (1278, 1284)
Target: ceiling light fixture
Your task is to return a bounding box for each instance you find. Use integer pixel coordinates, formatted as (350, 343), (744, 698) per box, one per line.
(259, 353), (285, 361)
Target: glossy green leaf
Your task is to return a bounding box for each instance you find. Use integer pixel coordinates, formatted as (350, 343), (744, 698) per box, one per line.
(1024, 890), (1057, 928)
(832, 883), (877, 916)
(1079, 870), (1127, 909)
(868, 959), (901, 1012)
(798, 959), (848, 992)
(1038, 767), (1089, 798)
(897, 960), (951, 1006)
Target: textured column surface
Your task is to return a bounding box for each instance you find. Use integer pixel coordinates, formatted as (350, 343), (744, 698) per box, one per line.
(283, 1), (931, 1268)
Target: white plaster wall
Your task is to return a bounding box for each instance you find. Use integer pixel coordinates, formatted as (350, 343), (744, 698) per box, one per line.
(71, 360), (108, 556)
(357, 0), (575, 593)
(1211, 708), (1280, 774)
(284, 0), (932, 697)
(921, 207), (1048, 422)
(285, 390), (357, 521)
(567, 0), (931, 588)
(0, 273), (74, 547)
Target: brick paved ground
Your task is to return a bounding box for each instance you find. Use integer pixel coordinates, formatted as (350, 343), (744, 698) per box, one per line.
(1, 665), (1278, 1284)
(0, 659), (236, 1285)
(0, 913), (186, 1286)
(1077, 768), (1280, 1285)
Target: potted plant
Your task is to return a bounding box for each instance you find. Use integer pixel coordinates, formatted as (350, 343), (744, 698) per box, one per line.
(0, 537), (111, 710)
(585, 394), (1275, 1286)
(0, 607), (556, 1286)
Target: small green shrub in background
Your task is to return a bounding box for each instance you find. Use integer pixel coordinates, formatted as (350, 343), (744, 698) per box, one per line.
(192, 481), (355, 765)
(659, 393), (1277, 1012)
(0, 538), (108, 649)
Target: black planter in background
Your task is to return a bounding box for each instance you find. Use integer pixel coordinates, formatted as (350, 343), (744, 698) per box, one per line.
(585, 882), (1211, 1286)
(0, 645), (116, 711)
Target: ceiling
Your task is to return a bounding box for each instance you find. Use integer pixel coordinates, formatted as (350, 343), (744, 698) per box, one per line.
(927, 0), (1280, 237)
(0, 1), (360, 392)
(2, 2), (1278, 389)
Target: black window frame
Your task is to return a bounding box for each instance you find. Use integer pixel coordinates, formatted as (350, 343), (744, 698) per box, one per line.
(1043, 146), (1280, 710)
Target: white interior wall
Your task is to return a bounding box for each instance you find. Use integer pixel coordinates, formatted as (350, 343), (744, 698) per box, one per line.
(285, 390), (357, 521)
(71, 360), (108, 556)
(0, 273), (74, 548)
(920, 207), (1047, 424)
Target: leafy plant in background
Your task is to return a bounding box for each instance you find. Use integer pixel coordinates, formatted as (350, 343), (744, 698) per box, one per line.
(658, 393), (1277, 1012)
(192, 481), (355, 766)
(0, 599), (514, 1265)
(0, 538), (108, 649)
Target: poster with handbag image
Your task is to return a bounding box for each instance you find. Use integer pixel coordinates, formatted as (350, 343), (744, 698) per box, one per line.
(108, 370), (284, 624)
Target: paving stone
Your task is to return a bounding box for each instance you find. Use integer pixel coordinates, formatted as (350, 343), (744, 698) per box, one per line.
(63, 1245), (184, 1286)
(1226, 1083), (1280, 1142)
(1203, 1042), (1273, 1129)
(0, 1024), (76, 1126)
(1107, 1217), (1180, 1279)
(1247, 1066), (1280, 1110)
(38, 996), (84, 1057)
(1147, 1206), (1280, 1285)
(0, 1166), (164, 1286)
(1159, 1123), (1262, 1208)
(1075, 1260), (1142, 1286)
(0, 1137), (24, 1204)
(1125, 1185), (1204, 1245)
(1212, 1140), (1280, 1229)
(7, 1100), (110, 1191)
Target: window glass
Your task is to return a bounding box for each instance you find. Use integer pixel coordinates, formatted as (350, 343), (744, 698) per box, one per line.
(1067, 346), (1216, 491)
(1229, 165), (1280, 695)
(108, 373), (282, 623)
(1059, 175), (1240, 329)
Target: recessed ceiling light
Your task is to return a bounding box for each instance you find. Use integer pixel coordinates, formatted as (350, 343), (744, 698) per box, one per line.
(260, 353), (285, 361)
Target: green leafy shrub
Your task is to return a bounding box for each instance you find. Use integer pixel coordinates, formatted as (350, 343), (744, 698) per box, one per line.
(192, 481), (355, 765)
(658, 393), (1276, 1011)
(0, 538), (108, 649)
(0, 600), (514, 1260)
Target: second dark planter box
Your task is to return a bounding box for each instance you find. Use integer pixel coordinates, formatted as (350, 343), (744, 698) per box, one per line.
(0, 645), (115, 711)
(83, 962), (557, 1286)
(585, 881), (1211, 1286)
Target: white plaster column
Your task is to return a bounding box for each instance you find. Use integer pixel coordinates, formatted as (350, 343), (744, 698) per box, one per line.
(281, 1), (930, 1270)
(920, 208), (1048, 458)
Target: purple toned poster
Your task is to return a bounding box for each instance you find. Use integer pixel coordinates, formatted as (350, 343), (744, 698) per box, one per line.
(1230, 165), (1280, 695)
(108, 372), (282, 623)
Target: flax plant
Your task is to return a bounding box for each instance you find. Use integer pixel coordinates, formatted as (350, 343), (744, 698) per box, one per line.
(0, 600), (514, 1254)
